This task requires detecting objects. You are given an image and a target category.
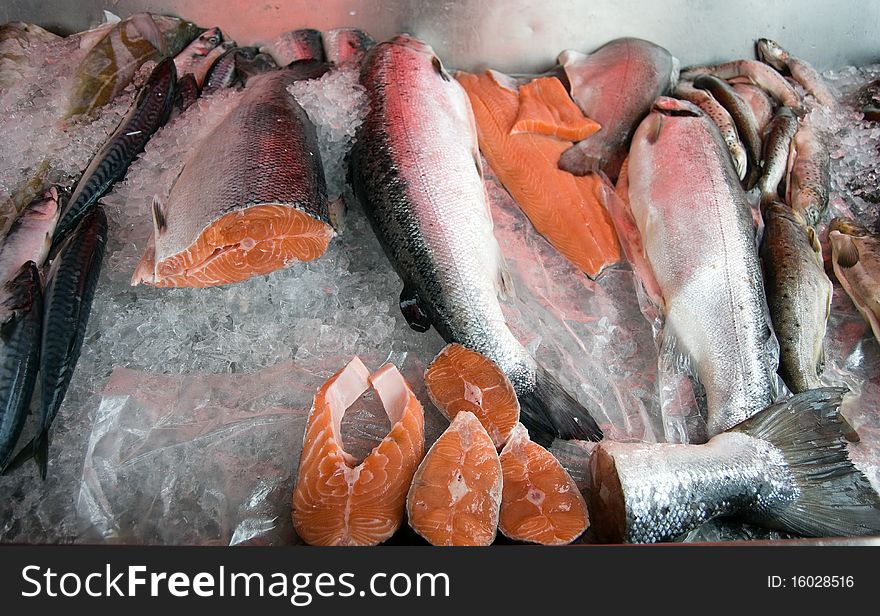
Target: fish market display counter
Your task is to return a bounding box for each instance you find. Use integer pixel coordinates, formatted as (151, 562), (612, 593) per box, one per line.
(0, 2), (879, 545)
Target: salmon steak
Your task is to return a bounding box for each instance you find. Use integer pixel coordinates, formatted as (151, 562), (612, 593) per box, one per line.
(406, 411), (503, 546)
(292, 357), (425, 546)
(425, 343), (520, 449)
(457, 70), (621, 279)
(498, 424), (589, 545)
(133, 65), (334, 288)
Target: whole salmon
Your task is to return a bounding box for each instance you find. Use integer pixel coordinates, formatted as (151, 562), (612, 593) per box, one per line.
(351, 35), (603, 444)
(627, 97), (776, 437)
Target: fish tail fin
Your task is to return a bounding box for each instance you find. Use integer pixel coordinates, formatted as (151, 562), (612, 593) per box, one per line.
(1, 429), (50, 479)
(736, 387), (880, 537)
(518, 364), (604, 446)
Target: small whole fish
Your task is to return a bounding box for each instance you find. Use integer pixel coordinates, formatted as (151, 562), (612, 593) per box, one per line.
(674, 81), (747, 180)
(589, 387), (880, 543)
(760, 201), (831, 393)
(270, 28), (324, 67)
(201, 46), (267, 95)
(732, 82), (775, 133)
(626, 97), (776, 437)
(352, 35), (603, 444)
(786, 123), (831, 226)
(756, 38), (838, 108)
(0, 187), (59, 285)
(681, 59), (802, 109)
(66, 12), (200, 118)
(829, 218), (880, 343)
(133, 62), (333, 288)
(757, 106), (799, 201)
(53, 57), (177, 246)
(172, 26), (226, 86)
(6, 208), (107, 479)
(557, 37), (678, 179)
(0, 262), (42, 470)
(693, 74), (763, 188)
(323, 28), (375, 67)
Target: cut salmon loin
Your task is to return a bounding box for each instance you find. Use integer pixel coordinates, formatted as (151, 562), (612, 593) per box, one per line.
(133, 67), (333, 288)
(406, 411), (503, 546)
(498, 424), (589, 545)
(424, 343), (520, 449)
(457, 70), (621, 279)
(512, 77), (600, 141)
(292, 357), (425, 546)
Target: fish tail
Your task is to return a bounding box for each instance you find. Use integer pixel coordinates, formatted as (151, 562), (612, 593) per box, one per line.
(1, 428), (50, 479)
(518, 364), (604, 445)
(736, 387), (880, 537)
(557, 142), (603, 177)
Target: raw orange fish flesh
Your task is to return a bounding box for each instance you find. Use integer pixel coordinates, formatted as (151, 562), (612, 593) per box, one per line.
(498, 424), (589, 545)
(512, 77), (599, 141)
(132, 68), (333, 288)
(424, 343), (520, 448)
(406, 411), (502, 546)
(457, 70), (621, 279)
(292, 357), (425, 546)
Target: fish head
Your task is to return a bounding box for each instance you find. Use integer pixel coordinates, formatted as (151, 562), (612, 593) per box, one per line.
(830, 217), (869, 238)
(153, 15), (206, 58)
(20, 186), (60, 223)
(756, 38), (789, 71)
(379, 34), (452, 83)
(0, 261), (39, 317)
(634, 96), (704, 146)
(189, 27), (224, 57)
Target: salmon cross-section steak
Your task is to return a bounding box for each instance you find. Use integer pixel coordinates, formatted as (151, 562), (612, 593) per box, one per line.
(425, 343), (520, 449)
(406, 411), (503, 546)
(133, 66), (333, 288)
(498, 424), (589, 545)
(292, 357), (425, 546)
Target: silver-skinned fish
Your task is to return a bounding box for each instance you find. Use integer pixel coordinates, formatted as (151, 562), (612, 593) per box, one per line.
(351, 35), (602, 444)
(626, 97), (776, 438)
(589, 388), (880, 543)
(0, 187), (59, 285)
(787, 123), (831, 226)
(757, 106), (799, 201)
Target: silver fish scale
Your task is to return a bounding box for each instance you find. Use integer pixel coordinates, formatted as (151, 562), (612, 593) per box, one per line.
(156, 69), (328, 259)
(628, 100), (776, 436)
(352, 38), (537, 394)
(607, 433), (798, 543)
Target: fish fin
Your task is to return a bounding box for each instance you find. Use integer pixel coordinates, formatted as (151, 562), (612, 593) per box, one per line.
(806, 226), (821, 253)
(518, 364), (604, 446)
(2, 429), (49, 479)
(835, 235), (860, 268)
(734, 387), (880, 536)
(659, 327), (701, 385)
(399, 286), (431, 333)
(431, 56), (451, 82)
(151, 195), (167, 235)
(130, 12), (167, 55)
(328, 197), (347, 233)
(558, 143), (602, 176)
(495, 256), (516, 301)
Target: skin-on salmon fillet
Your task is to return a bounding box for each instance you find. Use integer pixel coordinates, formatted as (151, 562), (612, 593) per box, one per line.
(457, 70), (621, 279)
(292, 357), (425, 546)
(132, 64), (333, 288)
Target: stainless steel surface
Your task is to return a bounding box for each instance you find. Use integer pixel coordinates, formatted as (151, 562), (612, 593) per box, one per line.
(1, 1), (879, 73)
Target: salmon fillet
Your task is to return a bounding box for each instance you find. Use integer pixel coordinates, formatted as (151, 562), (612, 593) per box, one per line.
(457, 70), (621, 279)
(292, 357), (425, 546)
(406, 411), (502, 546)
(498, 424), (589, 545)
